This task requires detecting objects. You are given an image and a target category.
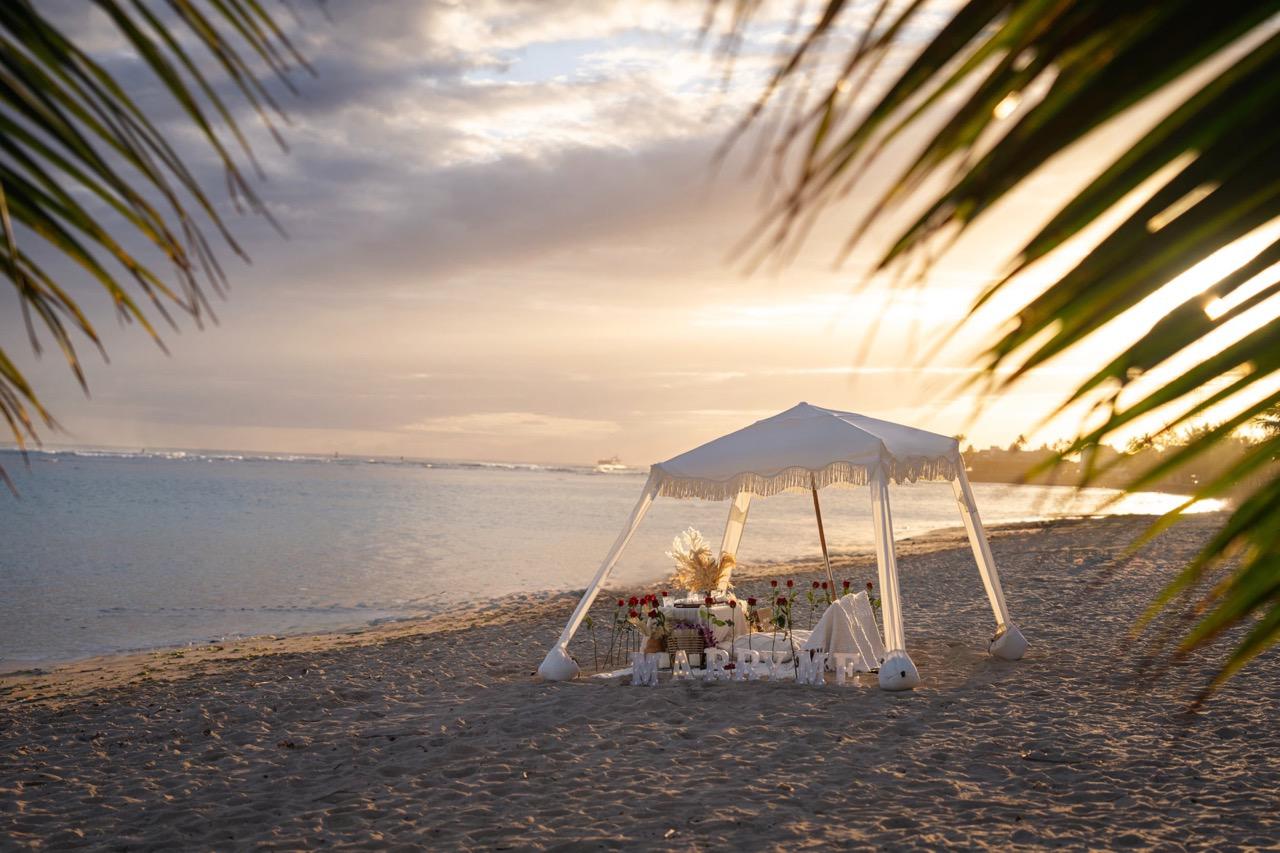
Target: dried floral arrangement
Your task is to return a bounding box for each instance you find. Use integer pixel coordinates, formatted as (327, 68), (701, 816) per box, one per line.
(665, 527), (734, 593)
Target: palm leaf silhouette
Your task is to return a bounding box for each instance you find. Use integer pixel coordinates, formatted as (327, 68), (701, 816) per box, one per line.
(715, 0), (1280, 698)
(0, 0), (306, 488)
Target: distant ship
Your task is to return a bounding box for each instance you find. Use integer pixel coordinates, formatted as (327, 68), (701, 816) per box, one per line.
(594, 455), (628, 473)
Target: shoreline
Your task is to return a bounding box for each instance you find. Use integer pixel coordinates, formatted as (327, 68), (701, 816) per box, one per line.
(4, 511), (1278, 849)
(0, 513), (1184, 707)
(5, 455), (1221, 681)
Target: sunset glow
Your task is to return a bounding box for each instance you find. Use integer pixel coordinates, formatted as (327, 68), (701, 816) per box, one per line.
(3, 2), (1273, 466)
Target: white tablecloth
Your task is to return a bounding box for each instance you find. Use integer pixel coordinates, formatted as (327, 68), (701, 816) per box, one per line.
(660, 600), (749, 644)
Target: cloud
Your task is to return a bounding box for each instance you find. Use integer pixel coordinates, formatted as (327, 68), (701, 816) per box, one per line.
(31, 0), (878, 291)
(7, 0), (1114, 463)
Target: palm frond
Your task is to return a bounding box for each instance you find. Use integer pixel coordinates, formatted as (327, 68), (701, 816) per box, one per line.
(714, 0), (1280, 695)
(0, 0), (304, 469)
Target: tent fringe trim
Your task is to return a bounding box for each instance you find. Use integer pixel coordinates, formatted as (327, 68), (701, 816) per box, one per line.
(653, 456), (960, 500)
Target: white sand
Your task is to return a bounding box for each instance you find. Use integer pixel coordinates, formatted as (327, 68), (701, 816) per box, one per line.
(2, 514), (1278, 849)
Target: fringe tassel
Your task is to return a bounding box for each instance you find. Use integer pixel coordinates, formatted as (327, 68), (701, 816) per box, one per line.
(653, 455), (960, 501)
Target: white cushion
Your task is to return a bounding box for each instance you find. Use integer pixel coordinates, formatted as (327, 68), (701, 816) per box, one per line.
(800, 592), (882, 671)
(732, 630), (812, 662)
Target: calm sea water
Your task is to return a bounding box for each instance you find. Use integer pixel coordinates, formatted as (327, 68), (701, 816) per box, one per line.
(0, 449), (1218, 668)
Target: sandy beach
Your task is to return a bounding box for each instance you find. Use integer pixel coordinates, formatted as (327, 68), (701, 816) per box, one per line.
(3, 513), (1278, 850)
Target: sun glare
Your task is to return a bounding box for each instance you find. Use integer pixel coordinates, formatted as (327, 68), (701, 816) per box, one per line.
(1147, 182), (1218, 232)
(1204, 296), (1228, 320)
(993, 91), (1021, 119)
(1140, 218), (1280, 320)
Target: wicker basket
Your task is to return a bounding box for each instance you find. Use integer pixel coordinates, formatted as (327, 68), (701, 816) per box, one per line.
(665, 627), (706, 658)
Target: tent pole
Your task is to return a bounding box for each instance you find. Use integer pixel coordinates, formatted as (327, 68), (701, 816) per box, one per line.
(869, 467), (919, 689)
(809, 473), (837, 594)
(952, 464), (1027, 660)
(537, 471), (662, 680)
(719, 490), (753, 587)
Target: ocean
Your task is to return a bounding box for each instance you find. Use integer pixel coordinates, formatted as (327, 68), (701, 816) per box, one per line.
(0, 449), (1219, 669)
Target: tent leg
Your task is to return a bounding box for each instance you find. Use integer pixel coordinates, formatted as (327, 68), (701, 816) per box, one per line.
(538, 472), (661, 681)
(952, 466), (1027, 661)
(869, 469), (920, 690)
(718, 490), (752, 586)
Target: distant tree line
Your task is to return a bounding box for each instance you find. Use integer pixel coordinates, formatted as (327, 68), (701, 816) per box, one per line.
(964, 409), (1280, 498)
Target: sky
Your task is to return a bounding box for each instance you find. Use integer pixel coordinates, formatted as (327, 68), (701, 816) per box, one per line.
(4, 1), (1276, 465)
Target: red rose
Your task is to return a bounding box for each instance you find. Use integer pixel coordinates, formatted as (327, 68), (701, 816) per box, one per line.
(866, 582), (874, 590)
(728, 599), (737, 609)
(617, 599), (625, 607)
(770, 580), (778, 588)
(660, 590), (669, 597)
(842, 580), (851, 589)
(746, 597), (757, 606)
(786, 579), (794, 588)
(776, 596), (787, 606)
(821, 581), (828, 589)
(704, 595), (714, 606)
(812, 581), (820, 589)
(629, 596), (639, 606)
(648, 610), (658, 619)
(628, 610), (638, 619)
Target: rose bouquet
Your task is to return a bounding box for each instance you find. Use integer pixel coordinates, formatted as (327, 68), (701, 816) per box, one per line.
(639, 603), (669, 653)
(605, 594), (665, 665)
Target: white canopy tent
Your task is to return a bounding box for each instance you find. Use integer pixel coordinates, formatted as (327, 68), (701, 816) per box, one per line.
(539, 403), (1027, 690)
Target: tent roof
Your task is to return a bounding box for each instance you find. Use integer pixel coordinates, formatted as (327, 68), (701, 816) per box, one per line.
(651, 402), (960, 500)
